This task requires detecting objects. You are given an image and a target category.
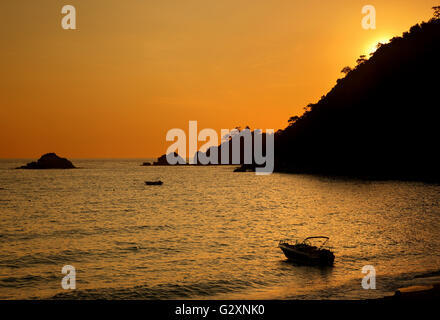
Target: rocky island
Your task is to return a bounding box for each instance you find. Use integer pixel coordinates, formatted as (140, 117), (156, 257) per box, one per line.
(153, 152), (186, 165)
(17, 153), (76, 169)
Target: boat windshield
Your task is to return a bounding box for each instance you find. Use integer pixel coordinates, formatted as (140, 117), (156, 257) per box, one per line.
(279, 237), (330, 248)
(303, 236), (330, 248)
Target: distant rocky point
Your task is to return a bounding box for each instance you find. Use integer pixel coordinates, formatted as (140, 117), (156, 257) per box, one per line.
(233, 164), (255, 172)
(17, 153), (76, 169)
(141, 162), (151, 166)
(153, 152), (186, 165)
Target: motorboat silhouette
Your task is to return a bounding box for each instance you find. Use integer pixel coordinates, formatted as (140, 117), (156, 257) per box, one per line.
(278, 236), (335, 266)
(145, 180), (163, 186)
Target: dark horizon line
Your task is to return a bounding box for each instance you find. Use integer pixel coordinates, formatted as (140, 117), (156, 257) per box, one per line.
(0, 157), (161, 160)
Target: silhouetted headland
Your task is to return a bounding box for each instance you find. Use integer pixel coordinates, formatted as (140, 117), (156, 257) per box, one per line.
(16, 153), (75, 169)
(154, 129), (271, 169)
(194, 127), (271, 168)
(236, 15), (440, 182)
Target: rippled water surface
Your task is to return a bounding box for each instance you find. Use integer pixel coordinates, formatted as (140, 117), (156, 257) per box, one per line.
(1, 159), (440, 299)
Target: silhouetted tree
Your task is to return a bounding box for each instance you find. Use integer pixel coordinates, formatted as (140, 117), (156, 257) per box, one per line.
(356, 55), (368, 65)
(302, 103), (314, 112)
(288, 116), (299, 124)
(341, 66), (352, 75)
(433, 6), (440, 19)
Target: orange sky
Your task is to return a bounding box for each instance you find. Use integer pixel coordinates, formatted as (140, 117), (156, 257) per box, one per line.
(0, 0), (437, 158)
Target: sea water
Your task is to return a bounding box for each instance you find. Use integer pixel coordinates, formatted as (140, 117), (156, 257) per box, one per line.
(1, 159), (439, 299)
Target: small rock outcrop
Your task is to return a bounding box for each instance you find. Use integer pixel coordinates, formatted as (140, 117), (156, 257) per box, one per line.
(153, 152), (186, 165)
(17, 153), (76, 169)
(233, 164), (255, 172)
(141, 162), (151, 166)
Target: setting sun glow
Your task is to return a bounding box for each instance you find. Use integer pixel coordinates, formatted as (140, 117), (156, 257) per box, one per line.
(0, 1), (437, 158)
(366, 37), (392, 55)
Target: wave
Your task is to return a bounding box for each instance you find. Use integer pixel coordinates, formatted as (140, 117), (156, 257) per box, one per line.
(49, 278), (260, 300)
(0, 273), (58, 288)
(281, 267), (440, 300)
(0, 249), (99, 268)
(1, 224), (175, 241)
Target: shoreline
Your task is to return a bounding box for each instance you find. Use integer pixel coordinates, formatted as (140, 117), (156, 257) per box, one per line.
(379, 283), (440, 300)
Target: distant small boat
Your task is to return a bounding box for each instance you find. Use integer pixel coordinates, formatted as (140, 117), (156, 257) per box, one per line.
(278, 236), (335, 266)
(145, 180), (163, 186)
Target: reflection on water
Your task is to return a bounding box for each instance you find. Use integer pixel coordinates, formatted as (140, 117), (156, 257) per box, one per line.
(0, 159), (439, 299)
